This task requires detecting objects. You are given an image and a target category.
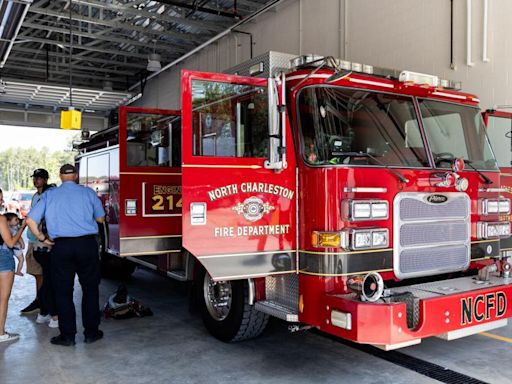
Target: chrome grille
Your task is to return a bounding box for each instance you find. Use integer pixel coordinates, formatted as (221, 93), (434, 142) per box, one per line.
(400, 222), (468, 246)
(400, 197), (469, 221)
(394, 193), (471, 279)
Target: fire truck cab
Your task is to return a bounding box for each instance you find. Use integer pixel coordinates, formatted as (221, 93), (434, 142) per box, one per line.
(77, 52), (512, 350)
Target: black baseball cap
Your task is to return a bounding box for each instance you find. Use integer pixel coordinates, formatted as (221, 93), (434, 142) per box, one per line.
(59, 164), (77, 175)
(31, 168), (49, 179)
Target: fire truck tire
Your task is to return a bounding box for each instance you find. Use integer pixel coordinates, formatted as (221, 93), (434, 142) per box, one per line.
(197, 268), (269, 342)
(101, 254), (136, 279)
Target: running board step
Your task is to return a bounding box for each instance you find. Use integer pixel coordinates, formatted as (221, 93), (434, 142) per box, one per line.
(436, 318), (508, 341)
(255, 300), (298, 322)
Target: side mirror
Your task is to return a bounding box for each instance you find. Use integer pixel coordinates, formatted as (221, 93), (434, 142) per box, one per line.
(264, 75), (287, 171)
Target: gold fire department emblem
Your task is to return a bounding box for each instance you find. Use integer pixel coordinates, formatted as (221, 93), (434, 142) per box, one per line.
(232, 197), (275, 222)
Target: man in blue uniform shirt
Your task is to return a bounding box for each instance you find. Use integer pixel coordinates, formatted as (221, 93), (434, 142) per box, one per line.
(26, 164), (105, 346)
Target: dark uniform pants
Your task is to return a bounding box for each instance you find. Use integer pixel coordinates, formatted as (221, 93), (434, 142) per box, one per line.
(33, 248), (57, 317)
(51, 235), (101, 339)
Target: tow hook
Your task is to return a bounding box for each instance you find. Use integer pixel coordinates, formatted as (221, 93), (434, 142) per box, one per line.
(288, 324), (312, 333)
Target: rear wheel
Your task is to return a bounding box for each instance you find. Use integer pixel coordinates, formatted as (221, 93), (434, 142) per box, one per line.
(98, 223), (135, 279)
(196, 267), (268, 342)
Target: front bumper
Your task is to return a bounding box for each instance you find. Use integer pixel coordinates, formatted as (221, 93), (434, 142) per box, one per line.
(320, 275), (512, 350)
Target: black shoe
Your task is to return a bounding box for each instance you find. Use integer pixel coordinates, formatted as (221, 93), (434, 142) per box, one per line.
(50, 335), (75, 347)
(84, 330), (103, 344)
(20, 299), (40, 315)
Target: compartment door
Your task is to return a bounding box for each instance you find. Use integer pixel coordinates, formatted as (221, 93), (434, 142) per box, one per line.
(181, 70), (297, 280)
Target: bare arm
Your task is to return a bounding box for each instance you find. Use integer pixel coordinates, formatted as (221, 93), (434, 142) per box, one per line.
(0, 216), (25, 248)
(26, 218), (45, 241)
(26, 217), (53, 246)
(96, 216), (105, 224)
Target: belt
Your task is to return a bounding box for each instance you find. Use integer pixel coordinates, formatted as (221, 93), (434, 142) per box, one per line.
(34, 246), (50, 252)
(53, 234), (97, 242)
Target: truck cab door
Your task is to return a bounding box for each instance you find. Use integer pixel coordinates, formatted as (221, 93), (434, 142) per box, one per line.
(181, 70), (297, 281)
(119, 106), (182, 257)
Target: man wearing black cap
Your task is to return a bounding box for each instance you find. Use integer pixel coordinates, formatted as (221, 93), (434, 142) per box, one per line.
(27, 164), (105, 346)
(21, 169), (51, 316)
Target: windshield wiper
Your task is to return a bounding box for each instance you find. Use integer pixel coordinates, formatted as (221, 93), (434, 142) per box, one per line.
(463, 160), (493, 185)
(331, 151), (409, 183)
(433, 154), (492, 185)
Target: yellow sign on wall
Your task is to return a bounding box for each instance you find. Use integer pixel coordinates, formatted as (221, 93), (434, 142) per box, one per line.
(60, 109), (82, 130)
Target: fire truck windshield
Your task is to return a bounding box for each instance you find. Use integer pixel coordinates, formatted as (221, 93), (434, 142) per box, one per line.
(418, 99), (498, 171)
(486, 114), (512, 168)
(298, 86), (429, 167)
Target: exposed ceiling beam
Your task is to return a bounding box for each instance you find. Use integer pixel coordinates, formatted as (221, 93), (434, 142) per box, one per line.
(156, 0), (241, 19)
(6, 56), (136, 76)
(21, 22), (190, 54)
(2, 63), (126, 83)
(27, 6), (203, 43)
(67, 0), (226, 33)
(3, 36), (164, 60)
(11, 46), (148, 69)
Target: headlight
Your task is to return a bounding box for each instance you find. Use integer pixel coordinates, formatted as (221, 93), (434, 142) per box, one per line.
(347, 200), (389, 221)
(350, 228), (389, 250)
(480, 198), (511, 215)
(353, 231), (372, 248)
(477, 222), (511, 239)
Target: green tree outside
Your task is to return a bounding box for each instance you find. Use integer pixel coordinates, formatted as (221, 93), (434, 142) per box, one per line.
(0, 147), (76, 191)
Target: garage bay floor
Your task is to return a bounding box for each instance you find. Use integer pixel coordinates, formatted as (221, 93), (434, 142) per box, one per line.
(0, 266), (511, 384)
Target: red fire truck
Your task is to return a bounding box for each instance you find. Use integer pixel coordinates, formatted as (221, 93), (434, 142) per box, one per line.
(77, 52), (512, 350)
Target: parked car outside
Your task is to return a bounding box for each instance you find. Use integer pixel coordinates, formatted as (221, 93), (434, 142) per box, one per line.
(6, 191), (35, 218)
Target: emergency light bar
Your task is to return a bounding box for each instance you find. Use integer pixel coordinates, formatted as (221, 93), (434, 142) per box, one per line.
(290, 55), (462, 90)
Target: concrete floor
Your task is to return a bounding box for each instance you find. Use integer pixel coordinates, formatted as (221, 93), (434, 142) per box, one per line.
(1, 266), (511, 384)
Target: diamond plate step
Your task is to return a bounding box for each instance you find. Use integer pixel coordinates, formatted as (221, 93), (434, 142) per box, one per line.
(255, 300), (298, 322)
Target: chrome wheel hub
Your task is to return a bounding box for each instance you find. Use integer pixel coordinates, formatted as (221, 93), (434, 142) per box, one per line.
(204, 273), (232, 321)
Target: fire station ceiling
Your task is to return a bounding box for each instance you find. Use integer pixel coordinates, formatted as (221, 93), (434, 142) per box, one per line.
(0, 0), (270, 112)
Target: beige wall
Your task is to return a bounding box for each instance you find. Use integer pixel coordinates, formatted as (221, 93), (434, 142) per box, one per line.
(136, 0), (512, 110)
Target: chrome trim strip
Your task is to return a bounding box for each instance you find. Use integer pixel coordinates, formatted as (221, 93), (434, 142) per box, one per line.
(349, 77), (394, 89)
(197, 251), (296, 281)
(343, 187), (387, 193)
(121, 250), (181, 257)
(248, 278), (255, 305)
(198, 249), (296, 258)
(120, 235), (182, 256)
(478, 187), (508, 193)
(432, 91), (467, 100)
(182, 164), (263, 169)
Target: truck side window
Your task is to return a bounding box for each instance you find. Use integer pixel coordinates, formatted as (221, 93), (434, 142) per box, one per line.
(191, 80), (269, 158)
(126, 113), (180, 167)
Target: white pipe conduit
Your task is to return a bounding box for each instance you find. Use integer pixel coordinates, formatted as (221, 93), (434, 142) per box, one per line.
(466, 0), (474, 67)
(483, 0), (490, 62)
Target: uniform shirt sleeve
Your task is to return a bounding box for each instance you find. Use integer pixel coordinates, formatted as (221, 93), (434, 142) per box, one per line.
(27, 191), (47, 224)
(89, 189), (105, 219)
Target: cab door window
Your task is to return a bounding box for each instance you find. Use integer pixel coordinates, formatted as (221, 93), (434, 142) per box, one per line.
(191, 80), (268, 158)
(126, 113), (181, 167)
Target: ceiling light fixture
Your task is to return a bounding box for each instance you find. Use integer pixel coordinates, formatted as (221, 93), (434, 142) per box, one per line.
(147, 40), (161, 72)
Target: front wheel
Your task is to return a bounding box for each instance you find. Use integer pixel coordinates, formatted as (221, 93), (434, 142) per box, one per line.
(196, 267), (268, 342)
